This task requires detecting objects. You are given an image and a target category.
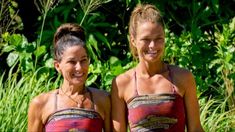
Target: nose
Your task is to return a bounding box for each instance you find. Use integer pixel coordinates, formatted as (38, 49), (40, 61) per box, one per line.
(149, 40), (155, 48)
(75, 62), (82, 71)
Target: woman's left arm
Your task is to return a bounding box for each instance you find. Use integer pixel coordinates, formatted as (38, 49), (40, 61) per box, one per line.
(183, 71), (204, 132)
(103, 93), (111, 132)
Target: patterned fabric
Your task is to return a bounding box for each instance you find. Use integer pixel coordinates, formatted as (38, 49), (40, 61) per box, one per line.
(127, 93), (185, 132)
(45, 108), (103, 132)
(127, 66), (185, 132)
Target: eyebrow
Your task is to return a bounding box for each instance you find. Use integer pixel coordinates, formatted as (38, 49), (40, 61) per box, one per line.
(67, 55), (88, 60)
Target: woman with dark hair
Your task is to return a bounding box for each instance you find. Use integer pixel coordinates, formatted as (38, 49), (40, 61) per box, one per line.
(111, 4), (204, 132)
(28, 23), (111, 132)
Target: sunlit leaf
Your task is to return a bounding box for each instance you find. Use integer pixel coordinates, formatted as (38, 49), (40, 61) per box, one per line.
(2, 45), (15, 53)
(34, 45), (46, 58)
(7, 52), (19, 67)
(45, 58), (54, 68)
(86, 74), (98, 86)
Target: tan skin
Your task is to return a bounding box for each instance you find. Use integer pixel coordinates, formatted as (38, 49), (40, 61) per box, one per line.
(111, 21), (204, 132)
(28, 45), (111, 132)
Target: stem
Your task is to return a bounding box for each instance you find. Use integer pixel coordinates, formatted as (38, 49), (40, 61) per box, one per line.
(80, 5), (90, 26)
(6, 10), (20, 34)
(34, 1), (50, 69)
(0, 0), (4, 20)
(34, 13), (47, 70)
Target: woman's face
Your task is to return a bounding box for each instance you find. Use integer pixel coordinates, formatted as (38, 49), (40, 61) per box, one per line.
(133, 21), (165, 63)
(55, 45), (89, 87)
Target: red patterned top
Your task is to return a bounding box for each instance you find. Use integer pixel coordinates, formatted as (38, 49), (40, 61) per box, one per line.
(45, 89), (104, 132)
(127, 66), (185, 132)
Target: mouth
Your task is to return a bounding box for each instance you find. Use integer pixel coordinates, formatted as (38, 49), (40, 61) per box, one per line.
(145, 50), (159, 55)
(148, 50), (157, 54)
(73, 72), (84, 78)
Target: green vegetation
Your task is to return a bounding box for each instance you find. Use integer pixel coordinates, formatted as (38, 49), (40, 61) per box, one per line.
(0, 0), (234, 131)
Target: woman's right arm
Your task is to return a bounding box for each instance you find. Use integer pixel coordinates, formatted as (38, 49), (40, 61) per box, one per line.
(111, 78), (127, 132)
(28, 97), (43, 132)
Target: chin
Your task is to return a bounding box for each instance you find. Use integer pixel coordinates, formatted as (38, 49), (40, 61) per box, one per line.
(72, 82), (85, 87)
(144, 56), (160, 62)
(71, 79), (86, 85)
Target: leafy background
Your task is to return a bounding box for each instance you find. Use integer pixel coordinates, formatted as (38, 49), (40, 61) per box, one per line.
(0, 0), (234, 131)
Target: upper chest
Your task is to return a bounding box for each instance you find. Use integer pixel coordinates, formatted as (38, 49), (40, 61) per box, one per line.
(122, 72), (184, 102)
(41, 91), (105, 124)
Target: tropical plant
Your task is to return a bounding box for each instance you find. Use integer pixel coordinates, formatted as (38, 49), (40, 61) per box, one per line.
(0, 66), (60, 131)
(209, 17), (235, 110)
(78, 0), (111, 25)
(87, 54), (136, 91)
(1, 33), (55, 79)
(0, 0), (22, 40)
(200, 97), (235, 131)
(34, 0), (60, 68)
(0, 0), (23, 59)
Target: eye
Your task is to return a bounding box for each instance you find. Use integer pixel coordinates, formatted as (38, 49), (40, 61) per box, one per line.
(141, 38), (150, 43)
(67, 60), (76, 64)
(80, 58), (89, 65)
(155, 38), (164, 43)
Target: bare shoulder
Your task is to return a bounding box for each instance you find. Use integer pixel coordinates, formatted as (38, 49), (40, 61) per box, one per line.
(28, 89), (58, 126)
(88, 87), (110, 99)
(87, 87), (110, 106)
(113, 68), (135, 89)
(169, 65), (194, 80)
(168, 65), (195, 95)
(88, 87), (110, 113)
(29, 90), (58, 110)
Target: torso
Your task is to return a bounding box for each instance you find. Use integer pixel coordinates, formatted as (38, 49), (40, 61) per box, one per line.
(116, 64), (186, 132)
(38, 87), (107, 132)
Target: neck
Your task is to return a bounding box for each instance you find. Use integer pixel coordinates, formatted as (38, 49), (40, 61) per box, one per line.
(61, 82), (86, 95)
(137, 60), (166, 77)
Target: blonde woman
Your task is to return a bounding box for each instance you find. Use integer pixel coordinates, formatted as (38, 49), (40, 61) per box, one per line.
(111, 4), (204, 132)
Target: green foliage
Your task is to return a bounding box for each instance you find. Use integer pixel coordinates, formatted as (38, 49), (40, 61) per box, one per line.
(164, 17), (235, 130)
(164, 28), (215, 93)
(1, 69), (233, 131)
(1, 32), (55, 78)
(34, 0), (61, 68)
(78, 0), (111, 25)
(200, 97), (235, 131)
(0, 66), (60, 131)
(2, 33), (35, 71)
(209, 17), (235, 109)
(87, 54), (136, 91)
(0, 0), (23, 51)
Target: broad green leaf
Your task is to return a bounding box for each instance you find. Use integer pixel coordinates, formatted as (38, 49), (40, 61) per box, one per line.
(87, 35), (100, 60)
(111, 65), (124, 75)
(109, 56), (121, 66)
(94, 32), (111, 50)
(87, 34), (101, 56)
(86, 74), (98, 86)
(19, 52), (32, 60)
(2, 45), (15, 53)
(225, 53), (232, 62)
(34, 45), (46, 58)
(216, 66), (223, 73)
(104, 73), (114, 86)
(89, 62), (102, 73)
(9, 34), (23, 47)
(7, 52), (19, 67)
(212, 0), (219, 14)
(2, 32), (10, 41)
(21, 58), (34, 72)
(45, 58), (54, 68)
(229, 17), (235, 31)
